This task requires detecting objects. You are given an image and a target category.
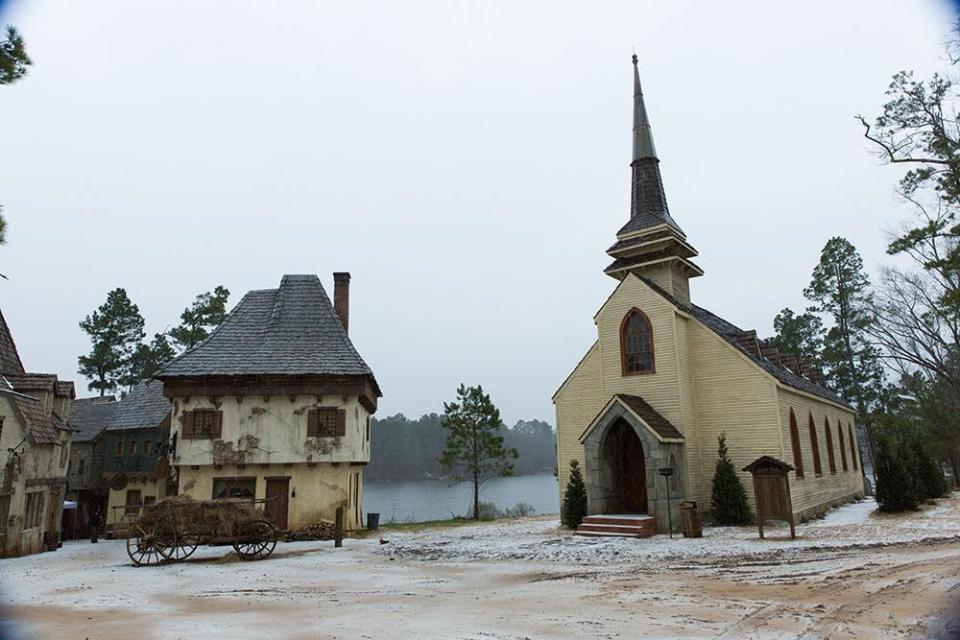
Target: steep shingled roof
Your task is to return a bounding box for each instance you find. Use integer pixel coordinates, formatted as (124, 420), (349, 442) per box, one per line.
(69, 396), (119, 442)
(0, 389), (66, 444)
(4, 373), (57, 392)
(157, 275), (378, 390)
(106, 381), (170, 432)
(0, 309), (25, 375)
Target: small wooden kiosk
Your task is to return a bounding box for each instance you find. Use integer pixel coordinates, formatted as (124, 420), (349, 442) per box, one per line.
(742, 456), (796, 540)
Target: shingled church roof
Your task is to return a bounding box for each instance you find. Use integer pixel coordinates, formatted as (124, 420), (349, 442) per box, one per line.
(157, 275), (379, 391)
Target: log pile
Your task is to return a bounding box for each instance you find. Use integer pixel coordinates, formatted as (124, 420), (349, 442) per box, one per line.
(285, 519), (337, 542)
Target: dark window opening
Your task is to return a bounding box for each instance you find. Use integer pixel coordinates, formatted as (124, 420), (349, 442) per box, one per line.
(621, 309), (655, 375)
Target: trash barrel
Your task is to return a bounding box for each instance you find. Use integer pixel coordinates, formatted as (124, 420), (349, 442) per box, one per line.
(679, 501), (702, 538)
(367, 512), (380, 531)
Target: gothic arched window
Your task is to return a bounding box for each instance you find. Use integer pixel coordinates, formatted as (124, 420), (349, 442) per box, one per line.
(620, 309), (655, 375)
(809, 413), (823, 476)
(848, 423), (859, 471)
(824, 417), (837, 474)
(837, 422), (848, 472)
(789, 409), (804, 478)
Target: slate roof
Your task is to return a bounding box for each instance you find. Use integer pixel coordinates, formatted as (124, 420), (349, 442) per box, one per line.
(615, 393), (684, 440)
(69, 396), (119, 442)
(0, 309), (25, 375)
(157, 275), (379, 390)
(107, 381), (170, 432)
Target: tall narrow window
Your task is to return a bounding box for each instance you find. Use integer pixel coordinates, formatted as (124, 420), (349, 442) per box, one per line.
(788, 409), (804, 478)
(837, 423), (848, 472)
(620, 309), (655, 375)
(824, 417), (836, 474)
(848, 423), (858, 471)
(808, 413), (822, 475)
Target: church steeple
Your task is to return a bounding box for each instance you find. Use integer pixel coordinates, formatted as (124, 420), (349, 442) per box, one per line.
(605, 56), (703, 304)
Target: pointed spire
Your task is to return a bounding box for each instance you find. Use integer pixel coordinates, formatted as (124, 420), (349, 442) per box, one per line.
(632, 54), (657, 161)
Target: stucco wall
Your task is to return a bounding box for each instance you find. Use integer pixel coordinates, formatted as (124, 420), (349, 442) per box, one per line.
(105, 477), (166, 527)
(171, 394), (370, 467)
(177, 463), (364, 530)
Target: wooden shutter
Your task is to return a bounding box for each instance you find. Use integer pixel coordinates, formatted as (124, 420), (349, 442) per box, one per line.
(307, 409), (319, 437)
(211, 411), (223, 438)
(182, 411), (195, 439)
(335, 409), (346, 437)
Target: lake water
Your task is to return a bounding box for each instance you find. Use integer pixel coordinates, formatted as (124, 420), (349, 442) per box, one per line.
(364, 472), (560, 523)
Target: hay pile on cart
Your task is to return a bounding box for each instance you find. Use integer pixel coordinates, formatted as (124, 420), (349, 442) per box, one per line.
(121, 496), (279, 566)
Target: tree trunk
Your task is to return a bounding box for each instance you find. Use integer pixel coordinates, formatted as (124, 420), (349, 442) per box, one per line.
(473, 468), (480, 520)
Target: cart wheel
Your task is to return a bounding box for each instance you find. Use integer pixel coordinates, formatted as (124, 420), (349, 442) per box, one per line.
(157, 524), (200, 563)
(233, 520), (277, 561)
(125, 522), (169, 566)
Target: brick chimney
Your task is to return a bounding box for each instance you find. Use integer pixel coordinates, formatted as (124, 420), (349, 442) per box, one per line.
(333, 272), (350, 334)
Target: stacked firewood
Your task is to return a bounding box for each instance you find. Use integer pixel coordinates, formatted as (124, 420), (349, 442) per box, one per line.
(284, 519), (337, 541)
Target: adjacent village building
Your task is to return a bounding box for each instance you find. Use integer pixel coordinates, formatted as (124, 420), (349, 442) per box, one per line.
(0, 311), (76, 557)
(64, 395), (117, 538)
(554, 58), (865, 533)
(156, 273), (380, 531)
(102, 381), (171, 529)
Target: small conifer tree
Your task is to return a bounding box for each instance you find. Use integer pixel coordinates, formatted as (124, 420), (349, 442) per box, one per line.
(561, 459), (588, 529)
(875, 435), (920, 512)
(710, 433), (752, 525)
(911, 439), (948, 501)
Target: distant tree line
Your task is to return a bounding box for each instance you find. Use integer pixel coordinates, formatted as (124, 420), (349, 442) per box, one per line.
(367, 412), (555, 483)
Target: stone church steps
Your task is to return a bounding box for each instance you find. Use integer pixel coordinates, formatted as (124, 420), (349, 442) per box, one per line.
(575, 514), (657, 538)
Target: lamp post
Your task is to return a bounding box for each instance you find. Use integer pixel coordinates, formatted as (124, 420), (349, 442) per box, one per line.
(658, 467), (674, 538)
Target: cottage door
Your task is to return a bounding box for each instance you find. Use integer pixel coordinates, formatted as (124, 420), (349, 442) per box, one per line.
(264, 478), (290, 530)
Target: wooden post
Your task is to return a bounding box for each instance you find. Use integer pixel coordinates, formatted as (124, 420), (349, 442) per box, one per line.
(334, 506), (343, 548)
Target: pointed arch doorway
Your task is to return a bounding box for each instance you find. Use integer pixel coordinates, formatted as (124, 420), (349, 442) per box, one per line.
(602, 418), (648, 513)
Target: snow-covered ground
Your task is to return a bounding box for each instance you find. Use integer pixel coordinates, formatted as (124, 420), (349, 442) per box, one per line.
(375, 497), (960, 564)
(1, 495), (959, 639)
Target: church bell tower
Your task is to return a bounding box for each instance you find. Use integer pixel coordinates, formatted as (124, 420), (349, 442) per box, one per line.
(604, 56), (702, 305)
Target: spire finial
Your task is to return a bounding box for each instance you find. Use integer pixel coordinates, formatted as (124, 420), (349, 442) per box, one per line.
(632, 55), (657, 161)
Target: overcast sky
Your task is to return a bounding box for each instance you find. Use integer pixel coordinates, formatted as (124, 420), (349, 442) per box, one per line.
(0, 1), (955, 424)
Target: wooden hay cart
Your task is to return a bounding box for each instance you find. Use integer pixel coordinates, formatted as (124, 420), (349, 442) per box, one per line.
(119, 496), (279, 566)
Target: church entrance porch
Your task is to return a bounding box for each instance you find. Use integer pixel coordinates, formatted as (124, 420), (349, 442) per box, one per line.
(579, 394), (685, 534)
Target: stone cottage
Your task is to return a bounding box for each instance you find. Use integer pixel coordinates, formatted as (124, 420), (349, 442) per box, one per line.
(0, 310), (76, 556)
(553, 58), (865, 535)
(156, 273), (380, 531)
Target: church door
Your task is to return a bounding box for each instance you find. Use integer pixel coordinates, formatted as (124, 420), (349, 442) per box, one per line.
(620, 428), (648, 512)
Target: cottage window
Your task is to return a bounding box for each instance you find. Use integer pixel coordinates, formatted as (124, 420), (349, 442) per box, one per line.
(788, 409), (804, 478)
(182, 409), (222, 440)
(143, 440), (151, 455)
(24, 491), (44, 529)
(621, 309), (655, 375)
(808, 414), (822, 475)
(60, 442), (69, 468)
(115, 440), (124, 456)
(127, 440), (137, 456)
(78, 458), (85, 475)
(308, 407), (345, 438)
(824, 417), (837, 474)
(848, 423), (858, 471)
(837, 423), (848, 472)
(125, 489), (142, 516)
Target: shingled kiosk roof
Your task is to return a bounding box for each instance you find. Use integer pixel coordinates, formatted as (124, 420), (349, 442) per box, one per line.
(69, 396), (119, 442)
(107, 381), (170, 432)
(157, 275), (380, 394)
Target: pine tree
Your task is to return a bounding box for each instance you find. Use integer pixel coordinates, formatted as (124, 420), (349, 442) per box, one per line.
(169, 285), (230, 351)
(561, 459), (588, 529)
(439, 384), (518, 520)
(0, 26), (31, 85)
(875, 434), (920, 512)
(710, 433), (752, 525)
(129, 333), (177, 382)
(78, 288), (146, 396)
(770, 307), (825, 360)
